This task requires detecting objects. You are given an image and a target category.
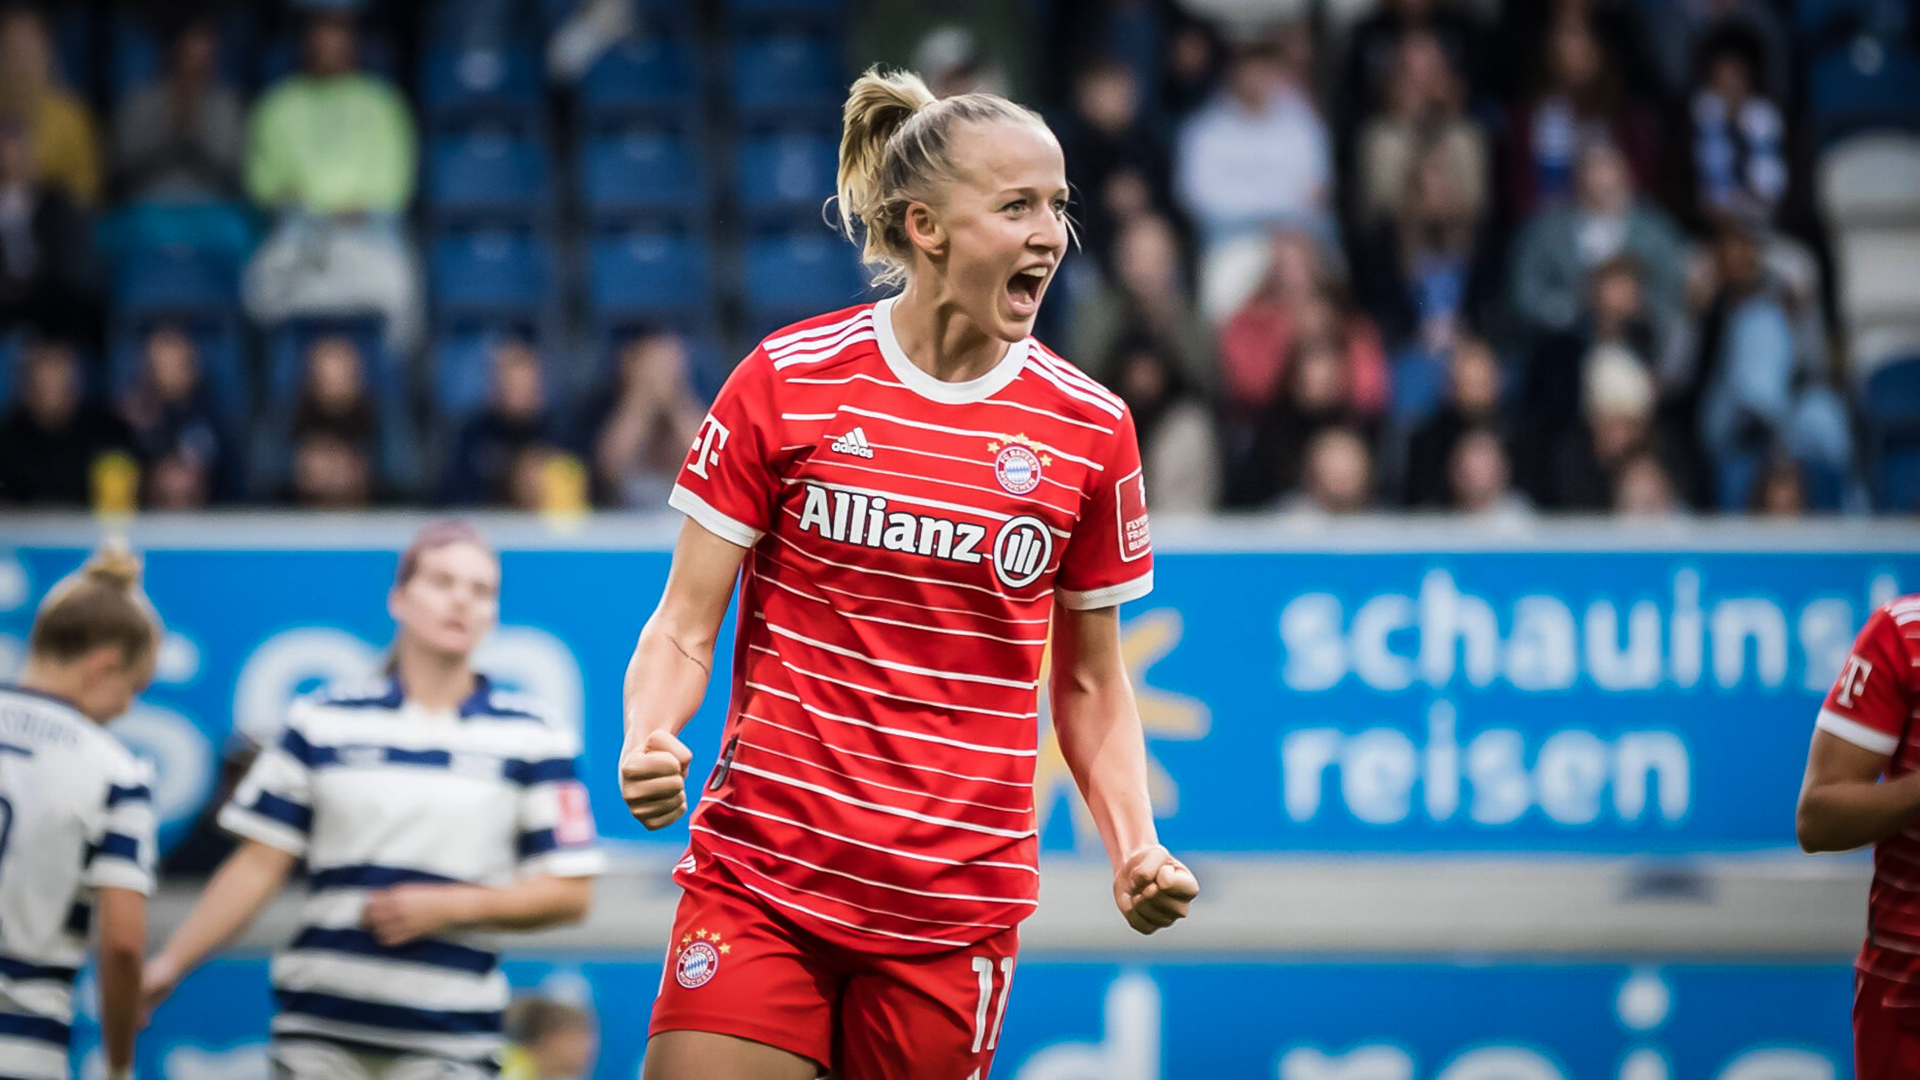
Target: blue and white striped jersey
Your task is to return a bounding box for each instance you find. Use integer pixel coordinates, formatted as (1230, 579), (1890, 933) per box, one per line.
(219, 675), (605, 1062)
(0, 685), (156, 1080)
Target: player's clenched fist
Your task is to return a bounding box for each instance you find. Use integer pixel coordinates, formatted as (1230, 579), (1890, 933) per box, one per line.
(621, 728), (693, 829)
(1113, 844), (1199, 935)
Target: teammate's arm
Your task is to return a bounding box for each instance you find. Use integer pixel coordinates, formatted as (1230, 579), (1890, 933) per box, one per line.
(93, 886), (146, 1078)
(1050, 604), (1198, 934)
(619, 519), (751, 829)
(142, 839), (296, 1012)
(361, 874), (592, 945)
(1796, 733), (1920, 853)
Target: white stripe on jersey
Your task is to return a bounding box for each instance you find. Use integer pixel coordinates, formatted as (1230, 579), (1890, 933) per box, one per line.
(1027, 348), (1127, 410)
(748, 644), (1040, 721)
(708, 798), (1038, 875)
(692, 823), (1035, 904)
(743, 712), (1033, 788)
(736, 739), (1030, 813)
(271, 950), (511, 1012)
(859, 439), (1084, 495)
(765, 310), (870, 353)
(705, 849), (1016, 931)
(780, 413), (841, 421)
(725, 761), (1036, 838)
(772, 330), (880, 371)
(795, 463), (1078, 523)
(1019, 354), (1125, 419)
(706, 865), (972, 947)
(755, 551), (1052, 626)
(786, 372), (1116, 434)
(744, 679), (1036, 755)
(774, 531), (1055, 604)
(761, 619), (1042, 692)
(757, 571), (1048, 646)
(835, 406), (1104, 470)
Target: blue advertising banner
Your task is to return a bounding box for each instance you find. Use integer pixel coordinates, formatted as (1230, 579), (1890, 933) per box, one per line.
(67, 955), (1851, 1080)
(0, 537), (1913, 855)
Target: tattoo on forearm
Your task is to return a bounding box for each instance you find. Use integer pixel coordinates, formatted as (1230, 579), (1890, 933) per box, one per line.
(669, 635), (711, 677)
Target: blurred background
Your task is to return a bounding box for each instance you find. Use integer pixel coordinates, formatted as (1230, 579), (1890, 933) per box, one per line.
(2, 0), (1920, 1076)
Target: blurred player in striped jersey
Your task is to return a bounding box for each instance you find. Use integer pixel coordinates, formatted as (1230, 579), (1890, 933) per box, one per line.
(143, 522), (605, 1080)
(0, 547), (161, 1080)
(621, 67), (1198, 1080)
(1798, 594), (1920, 1078)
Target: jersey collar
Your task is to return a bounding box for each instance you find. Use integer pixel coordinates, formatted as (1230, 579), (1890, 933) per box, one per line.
(872, 296), (1029, 405)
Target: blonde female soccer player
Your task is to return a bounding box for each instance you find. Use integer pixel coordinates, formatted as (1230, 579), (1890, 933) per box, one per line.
(0, 547), (161, 1080)
(621, 67), (1199, 1080)
(144, 522), (605, 1080)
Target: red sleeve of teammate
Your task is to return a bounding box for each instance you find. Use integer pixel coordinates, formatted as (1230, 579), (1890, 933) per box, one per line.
(1055, 406), (1154, 610)
(1815, 604), (1917, 757)
(667, 351), (781, 548)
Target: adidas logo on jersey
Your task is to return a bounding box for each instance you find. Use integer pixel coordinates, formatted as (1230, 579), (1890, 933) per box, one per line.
(830, 427), (875, 458)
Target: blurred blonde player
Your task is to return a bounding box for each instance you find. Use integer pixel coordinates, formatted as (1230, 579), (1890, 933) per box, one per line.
(143, 521), (606, 1080)
(0, 547), (161, 1080)
(622, 67), (1198, 1080)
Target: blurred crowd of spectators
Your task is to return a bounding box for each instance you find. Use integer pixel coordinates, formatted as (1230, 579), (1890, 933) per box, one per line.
(0, 0), (1910, 519)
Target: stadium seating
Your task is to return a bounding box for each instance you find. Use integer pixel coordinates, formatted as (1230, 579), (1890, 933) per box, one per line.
(744, 231), (867, 337)
(732, 32), (842, 118)
(1818, 133), (1920, 227)
(736, 130), (839, 223)
(107, 315), (252, 435)
(579, 127), (707, 223)
(1806, 42), (1920, 148)
(419, 44), (543, 132)
(430, 227), (559, 319)
(424, 129), (552, 224)
(264, 314), (403, 410)
(1864, 356), (1920, 510)
(578, 34), (700, 121)
(587, 230), (713, 331)
(113, 244), (243, 315)
(1832, 227), (1920, 333)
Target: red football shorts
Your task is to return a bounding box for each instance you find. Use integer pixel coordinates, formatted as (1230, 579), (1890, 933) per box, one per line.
(1856, 970), (1920, 1079)
(648, 859), (1020, 1079)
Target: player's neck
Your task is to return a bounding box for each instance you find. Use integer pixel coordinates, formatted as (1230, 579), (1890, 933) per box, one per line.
(890, 281), (1005, 383)
(17, 659), (92, 721)
(391, 642), (476, 713)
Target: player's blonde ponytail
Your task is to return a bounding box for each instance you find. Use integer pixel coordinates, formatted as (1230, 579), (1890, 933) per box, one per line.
(28, 540), (162, 667)
(833, 66), (1049, 289)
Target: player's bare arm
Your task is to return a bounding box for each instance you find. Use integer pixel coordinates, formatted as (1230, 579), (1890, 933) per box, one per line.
(143, 838), (297, 1014)
(1797, 730), (1920, 853)
(620, 519), (750, 829)
(93, 886), (147, 1079)
(1050, 604), (1199, 934)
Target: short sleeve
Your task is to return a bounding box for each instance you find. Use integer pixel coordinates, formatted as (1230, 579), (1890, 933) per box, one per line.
(85, 757), (156, 895)
(512, 730), (607, 879)
(218, 702), (319, 856)
(1055, 407), (1154, 610)
(1815, 606), (1916, 756)
(668, 351), (781, 548)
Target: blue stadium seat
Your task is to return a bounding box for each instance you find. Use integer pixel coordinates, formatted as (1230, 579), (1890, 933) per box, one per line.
(420, 45), (542, 130)
(580, 128), (707, 222)
(732, 33), (841, 117)
(265, 314), (402, 411)
(744, 232), (866, 332)
(429, 326), (551, 421)
(1387, 347), (1448, 425)
(1877, 445), (1920, 511)
(1807, 43), (1920, 147)
(108, 15), (251, 102)
(0, 328), (24, 408)
(113, 245), (242, 315)
(1798, 0), (1912, 37)
(425, 130), (551, 222)
(253, 33), (397, 90)
(1863, 356), (1920, 510)
(108, 314), (251, 435)
(737, 131), (838, 221)
(587, 231), (712, 327)
(728, 0), (846, 21)
(430, 228), (557, 318)
(1864, 355), (1920, 425)
(578, 34), (699, 120)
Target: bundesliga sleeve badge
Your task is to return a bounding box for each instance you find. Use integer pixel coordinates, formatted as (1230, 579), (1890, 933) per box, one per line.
(674, 928), (728, 988)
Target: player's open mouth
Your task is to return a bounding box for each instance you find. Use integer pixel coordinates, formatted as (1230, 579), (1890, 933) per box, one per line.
(1006, 265), (1047, 317)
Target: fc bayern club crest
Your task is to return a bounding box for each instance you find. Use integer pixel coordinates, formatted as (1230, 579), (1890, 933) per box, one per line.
(674, 928), (727, 988)
(993, 443), (1042, 495)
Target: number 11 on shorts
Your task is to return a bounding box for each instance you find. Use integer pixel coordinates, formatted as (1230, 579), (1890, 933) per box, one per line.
(969, 955), (1015, 1053)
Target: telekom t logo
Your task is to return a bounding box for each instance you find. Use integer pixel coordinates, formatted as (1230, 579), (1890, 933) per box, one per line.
(686, 415), (730, 479)
(1837, 654), (1874, 708)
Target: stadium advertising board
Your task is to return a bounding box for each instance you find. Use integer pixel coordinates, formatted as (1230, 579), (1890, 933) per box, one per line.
(0, 528), (1913, 856)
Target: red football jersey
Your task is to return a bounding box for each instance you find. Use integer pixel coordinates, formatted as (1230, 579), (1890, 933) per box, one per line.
(666, 299), (1153, 955)
(1816, 596), (1920, 1002)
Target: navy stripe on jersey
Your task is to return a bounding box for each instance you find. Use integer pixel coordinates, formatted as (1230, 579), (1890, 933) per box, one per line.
(274, 990), (504, 1035)
(316, 675), (538, 721)
(0, 1011), (70, 1047)
(288, 927), (497, 975)
(281, 727), (575, 787)
(248, 791), (314, 832)
(105, 783), (150, 807)
(308, 864), (464, 892)
(0, 956), (77, 984)
(0, 740), (33, 757)
(516, 829), (557, 859)
(87, 833), (140, 861)
(63, 903), (89, 937)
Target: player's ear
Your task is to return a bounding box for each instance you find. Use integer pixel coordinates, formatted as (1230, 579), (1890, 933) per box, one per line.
(904, 201), (947, 260)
